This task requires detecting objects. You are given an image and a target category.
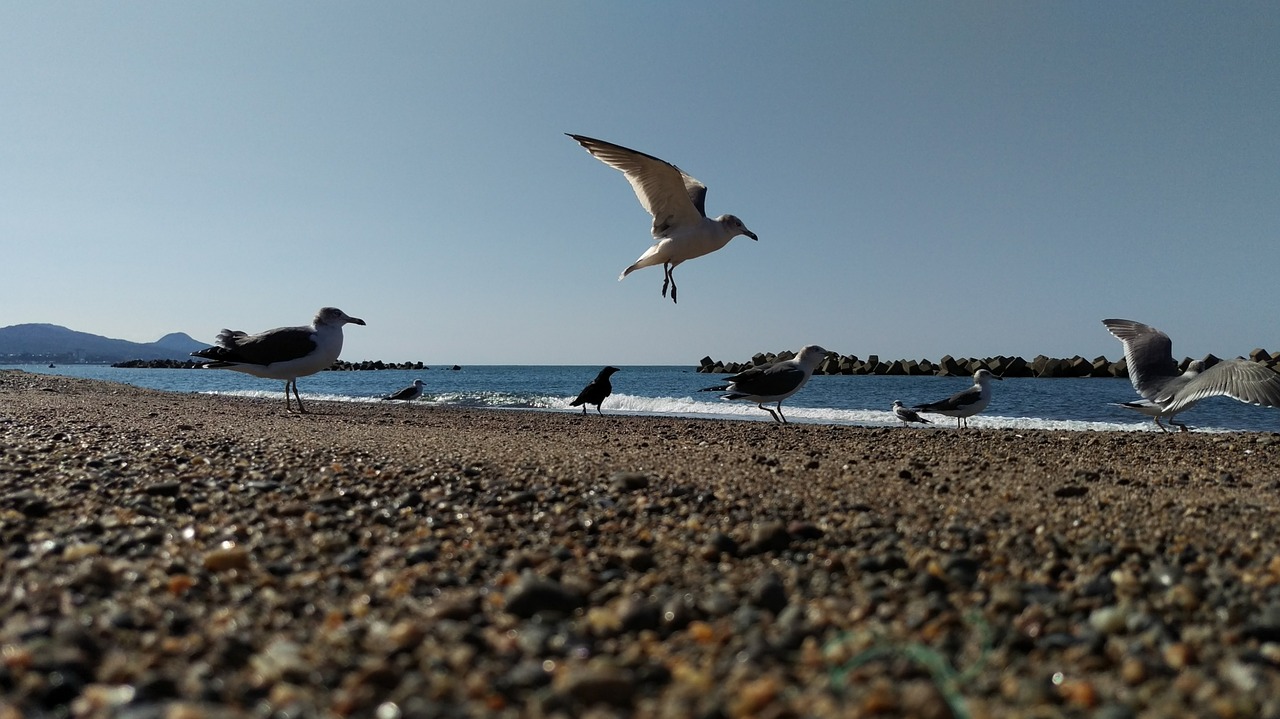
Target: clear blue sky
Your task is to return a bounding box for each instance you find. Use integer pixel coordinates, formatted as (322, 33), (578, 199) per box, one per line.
(3, 2), (1277, 365)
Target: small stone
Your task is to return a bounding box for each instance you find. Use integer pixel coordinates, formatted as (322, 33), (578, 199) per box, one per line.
(787, 521), (824, 540)
(203, 543), (251, 571)
(555, 662), (636, 708)
(610, 472), (650, 492)
(741, 521), (792, 554)
(504, 573), (583, 618)
(706, 532), (739, 558)
(1089, 606), (1128, 635)
(750, 572), (788, 614)
(143, 481), (182, 497)
(616, 547), (655, 571)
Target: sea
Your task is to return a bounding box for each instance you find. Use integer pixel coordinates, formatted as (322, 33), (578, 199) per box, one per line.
(8, 363), (1280, 434)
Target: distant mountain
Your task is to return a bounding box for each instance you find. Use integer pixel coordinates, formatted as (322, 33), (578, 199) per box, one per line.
(0, 323), (208, 363)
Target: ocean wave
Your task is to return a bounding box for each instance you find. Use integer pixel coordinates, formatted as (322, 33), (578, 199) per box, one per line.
(200, 389), (1225, 432)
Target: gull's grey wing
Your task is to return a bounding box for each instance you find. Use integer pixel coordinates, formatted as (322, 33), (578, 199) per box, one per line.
(193, 325), (317, 366)
(386, 385), (419, 401)
(567, 134), (708, 236)
(727, 363), (805, 398)
(894, 405), (928, 423)
(916, 386), (980, 412)
(1102, 319), (1180, 399)
(1167, 359), (1280, 412)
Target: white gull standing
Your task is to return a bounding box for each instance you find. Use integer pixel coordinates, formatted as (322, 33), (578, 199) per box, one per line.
(700, 345), (829, 423)
(192, 307), (366, 413)
(913, 369), (1002, 429)
(892, 400), (931, 427)
(1103, 318), (1280, 432)
(567, 133), (757, 303)
(383, 379), (425, 403)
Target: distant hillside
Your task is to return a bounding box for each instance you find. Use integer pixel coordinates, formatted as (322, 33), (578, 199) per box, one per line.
(0, 323), (207, 363)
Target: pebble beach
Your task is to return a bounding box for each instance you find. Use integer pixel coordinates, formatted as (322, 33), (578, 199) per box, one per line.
(4, 369), (1280, 718)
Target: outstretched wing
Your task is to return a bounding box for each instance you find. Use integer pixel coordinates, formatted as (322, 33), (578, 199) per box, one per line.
(568, 134), (707, 237)
(1169, 359), (1280, 412)
(1102, 319), (1180, 400)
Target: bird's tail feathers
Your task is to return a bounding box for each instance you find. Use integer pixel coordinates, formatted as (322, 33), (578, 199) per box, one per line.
(214, 329), (248, 349)
(620, 245), (666, 280)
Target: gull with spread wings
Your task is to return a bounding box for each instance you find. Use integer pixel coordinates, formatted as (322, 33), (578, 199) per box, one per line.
(1103, 318), (1280, 431)
(567, 133), (757, 303)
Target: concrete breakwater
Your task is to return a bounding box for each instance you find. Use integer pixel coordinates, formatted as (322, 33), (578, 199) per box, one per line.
(697, 348), (1280, 378)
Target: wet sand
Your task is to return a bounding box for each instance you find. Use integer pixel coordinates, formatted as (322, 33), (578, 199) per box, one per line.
(3, 369), (1280, 717)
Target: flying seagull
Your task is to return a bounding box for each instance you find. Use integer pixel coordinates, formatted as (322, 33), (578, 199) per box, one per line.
(570, 366), (620, 415)
(701, 345), (829, 423)
(914, 369), (1002, 428)
(1103, 318), (1280, 432)
(383, 379), (425, 403)
(892, 400), (931, 427)
(566, 133), (757, 303)
(192, 307), (366, 413)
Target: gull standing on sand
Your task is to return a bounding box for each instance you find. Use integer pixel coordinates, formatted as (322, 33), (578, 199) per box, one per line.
(192, 307), (366, 413)
(383, 379), (425, 403)
(892, 400), (931, 427)
(701, 345), (829, 423)
(1103, 318), (1280, 432)
(914, 369), (1002, 429)
(570, 366), (621, 415)
(566, 133), (758, 304)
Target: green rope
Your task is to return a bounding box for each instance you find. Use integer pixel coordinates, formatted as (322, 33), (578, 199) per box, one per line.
(825, 611), (993, 719)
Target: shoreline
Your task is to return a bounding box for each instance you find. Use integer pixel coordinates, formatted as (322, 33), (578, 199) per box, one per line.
(3, 371), (1280, 716)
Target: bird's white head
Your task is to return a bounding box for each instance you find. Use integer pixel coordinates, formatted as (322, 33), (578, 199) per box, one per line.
(315, 307), (367, 327)
(719, 215), (758, 241)
(796, 345), (830, 368)
(974, 368), (1002, 383)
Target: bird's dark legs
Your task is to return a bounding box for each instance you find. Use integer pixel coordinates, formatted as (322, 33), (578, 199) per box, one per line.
(596, 405), (604, 415)
(661, 263), (678, 303)
(1154, 417), (1169, 432)
(580, 405), (587, 415)
(757, 402), (785, 423)
(290, 380), (307, 413)
(1172, 418), (1189, 432)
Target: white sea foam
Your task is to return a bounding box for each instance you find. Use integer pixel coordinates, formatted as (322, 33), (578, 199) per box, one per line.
(199, 389), (1232, 432)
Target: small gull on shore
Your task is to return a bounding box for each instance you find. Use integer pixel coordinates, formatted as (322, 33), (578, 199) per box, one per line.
(191, 307), (365, 413)
(383, 379), (425, 403)
(570, 366), (620, 415)
(1103, 318), (1280, 432)
(701, 345), (829, 423)
(913, 369), (1001, 429)
(892, 400), (931, 427)
(567, 133), (757, 304)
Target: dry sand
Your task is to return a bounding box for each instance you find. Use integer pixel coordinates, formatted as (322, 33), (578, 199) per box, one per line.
(3, 369), (1280, 717)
